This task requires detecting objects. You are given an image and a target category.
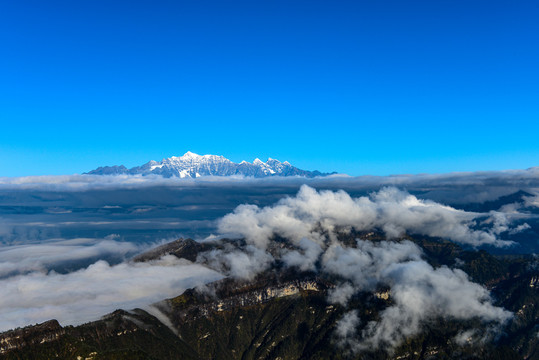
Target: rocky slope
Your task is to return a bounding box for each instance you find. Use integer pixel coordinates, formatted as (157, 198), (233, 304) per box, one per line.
(86, 152), (333, 178)
(1, 236), (537, 360)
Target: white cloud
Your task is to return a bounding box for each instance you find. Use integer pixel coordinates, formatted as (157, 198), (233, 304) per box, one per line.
(281, 238), (323, 272)
(218, 185), (515, 248)
(335, 310), (360, 345)
(327, 283), (355, 306)
(0, 256), (222, 332)
(322, 240), (423, 291)
(0, 238), (143, 277)
(204, 186), (515, 352)
(356, 260), (512, 350)
(320, 240), (512, 352)
(197, 245), (273, 281)
(524, 194), (539, 208)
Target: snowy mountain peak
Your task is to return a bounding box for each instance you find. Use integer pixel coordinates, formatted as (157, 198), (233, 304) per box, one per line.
(168, 151), (205, 161)
(86, 152), (333, 178)
(182, 151), (201, 159)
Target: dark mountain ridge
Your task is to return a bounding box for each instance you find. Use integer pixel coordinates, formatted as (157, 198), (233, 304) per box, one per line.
(1, 235), (537, 360)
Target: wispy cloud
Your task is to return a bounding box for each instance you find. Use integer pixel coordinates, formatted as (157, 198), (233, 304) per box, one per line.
(325, 241), (511, 351)
(0, 237), (143, 278)
(0, 256), (222, 332)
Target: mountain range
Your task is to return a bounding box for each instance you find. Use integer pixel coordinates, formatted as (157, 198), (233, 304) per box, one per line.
(86, 152), (333, 178)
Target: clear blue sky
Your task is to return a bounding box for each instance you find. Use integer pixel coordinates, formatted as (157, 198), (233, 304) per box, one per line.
(1, 0), (538, 176)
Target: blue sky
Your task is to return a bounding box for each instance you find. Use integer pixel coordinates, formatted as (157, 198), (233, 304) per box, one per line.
(1, 0), (538, 176)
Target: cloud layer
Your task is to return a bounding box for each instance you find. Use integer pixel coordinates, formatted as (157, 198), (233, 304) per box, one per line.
(0, 256), (222, 332)
(0, 237), (142, 278)
(218, 185), (516, 248)
(1, 170), (537, 252)
(1, 167), (539, 204)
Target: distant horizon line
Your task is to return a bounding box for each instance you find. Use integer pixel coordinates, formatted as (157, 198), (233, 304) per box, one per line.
(2, 165), (538, 181)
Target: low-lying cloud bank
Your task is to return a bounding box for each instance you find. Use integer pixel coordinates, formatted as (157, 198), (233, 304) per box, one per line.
(0, 256), (222, 332)
(1, 167), (539, 201)
(218, 185), (519, 248)
(0, 237), (142, 278)
(1, 169), (537, 250)
(203, 185), (516, 351)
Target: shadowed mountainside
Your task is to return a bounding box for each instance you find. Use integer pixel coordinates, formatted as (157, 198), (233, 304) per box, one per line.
(1, 235), (537, 360)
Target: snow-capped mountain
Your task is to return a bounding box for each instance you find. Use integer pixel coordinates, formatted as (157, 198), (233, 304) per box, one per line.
(85, 152), (332, 178)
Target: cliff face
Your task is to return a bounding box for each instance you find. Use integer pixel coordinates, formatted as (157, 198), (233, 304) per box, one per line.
(165, 278), (325, 321)
(0, 320), (65, 355)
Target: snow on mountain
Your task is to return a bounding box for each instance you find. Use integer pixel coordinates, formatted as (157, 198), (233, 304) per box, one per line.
(86, 152), (332, 178)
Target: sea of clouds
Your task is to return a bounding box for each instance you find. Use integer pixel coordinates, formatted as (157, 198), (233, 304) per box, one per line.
(0, 171), (537, 350)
